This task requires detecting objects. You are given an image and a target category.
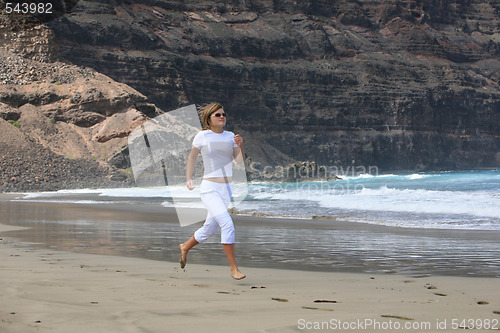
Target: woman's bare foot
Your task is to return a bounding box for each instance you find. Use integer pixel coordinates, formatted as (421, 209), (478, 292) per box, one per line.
(231, 268), (246, 280)
(178, 244), (187, 269)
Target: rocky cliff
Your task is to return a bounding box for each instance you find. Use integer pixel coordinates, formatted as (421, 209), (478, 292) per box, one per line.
(2, 0), (500, 193)
(0, 15), (159, 191)
(45, 0), (500, 173)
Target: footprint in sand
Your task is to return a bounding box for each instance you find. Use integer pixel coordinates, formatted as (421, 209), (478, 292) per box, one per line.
(302, 306), (334, 312)
(271, 297), (289, 303)
(381, 315), (414, 321)
(433, 292), (448, 297)
(217, 291), (240, 295)
(477, 301), (489, 305)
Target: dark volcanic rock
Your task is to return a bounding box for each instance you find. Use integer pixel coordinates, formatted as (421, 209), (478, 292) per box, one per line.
(0, 103), (21, 121)
(46, 0), (500, 172)
(0, 118), (115, 192)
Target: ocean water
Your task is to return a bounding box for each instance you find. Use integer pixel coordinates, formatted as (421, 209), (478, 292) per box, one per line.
(21, 169), (500, 231)
(3, 169), (500, 277)
(237, 169), (500, 230)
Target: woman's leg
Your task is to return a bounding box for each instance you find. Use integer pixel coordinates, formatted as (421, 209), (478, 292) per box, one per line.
(178, 236), (198, 269)
(223, 244), (246, 280)
(179, 214), (218, 268)
(201, 183), (245, 279)
(207, 211), (245, 279)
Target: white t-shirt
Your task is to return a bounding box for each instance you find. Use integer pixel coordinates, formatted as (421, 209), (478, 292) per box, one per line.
(192, 130), (238, 178)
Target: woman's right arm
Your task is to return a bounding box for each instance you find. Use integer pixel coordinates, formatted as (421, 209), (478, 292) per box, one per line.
(186, 146), (200, 190)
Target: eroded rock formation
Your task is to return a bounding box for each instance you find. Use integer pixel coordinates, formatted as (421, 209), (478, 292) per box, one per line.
(0, 15), (158, 190)
(46, 0), (500, 172)
(1, 1), (500, 192)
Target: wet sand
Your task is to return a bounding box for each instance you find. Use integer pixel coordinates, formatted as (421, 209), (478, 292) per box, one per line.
(1, 222), (500, 332)
(0, 198), (499, 277)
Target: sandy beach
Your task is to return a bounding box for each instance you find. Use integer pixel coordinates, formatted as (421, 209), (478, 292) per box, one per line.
(1, 220), (499, 333)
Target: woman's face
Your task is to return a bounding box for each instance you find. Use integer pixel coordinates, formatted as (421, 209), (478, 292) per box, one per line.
(209, 109), (227, 127)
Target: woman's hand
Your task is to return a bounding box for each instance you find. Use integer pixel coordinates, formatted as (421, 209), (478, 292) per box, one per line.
(233, 134), (245, 166)
(186, 179), (195, 191)
(234, 134), (243, 147)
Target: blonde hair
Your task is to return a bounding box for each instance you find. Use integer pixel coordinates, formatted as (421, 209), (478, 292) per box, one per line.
(200, 102), (223, 130)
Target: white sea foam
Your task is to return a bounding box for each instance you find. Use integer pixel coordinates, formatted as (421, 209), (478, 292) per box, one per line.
(14, 170), (500, 230)
(247, 184), (500, 220)
(244, 170), (500, 230)
(22, 186), (201, 200)
(315, 186), (500, 219)
(407, 173), (427, 180)
(340, 173), (397, 181)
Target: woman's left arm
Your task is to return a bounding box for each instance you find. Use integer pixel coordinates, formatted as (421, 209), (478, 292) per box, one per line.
(233, 134), (245, 166)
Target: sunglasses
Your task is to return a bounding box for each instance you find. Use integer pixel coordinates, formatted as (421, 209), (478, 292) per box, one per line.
(211, 112), (227, 118)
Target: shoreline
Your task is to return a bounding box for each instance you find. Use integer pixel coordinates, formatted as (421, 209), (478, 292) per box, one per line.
(0, 199), (499, 278)
(3, 197), (499, 243)
(4, 192), (500, 235)
(1, 224), (499, 332)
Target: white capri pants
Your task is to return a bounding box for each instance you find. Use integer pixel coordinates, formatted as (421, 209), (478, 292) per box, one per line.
(194, 180), (235, 244)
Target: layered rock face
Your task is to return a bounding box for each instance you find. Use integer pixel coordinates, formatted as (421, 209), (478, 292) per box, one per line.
(46, 0), (500, 172)
(0, 16), (159, 191)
